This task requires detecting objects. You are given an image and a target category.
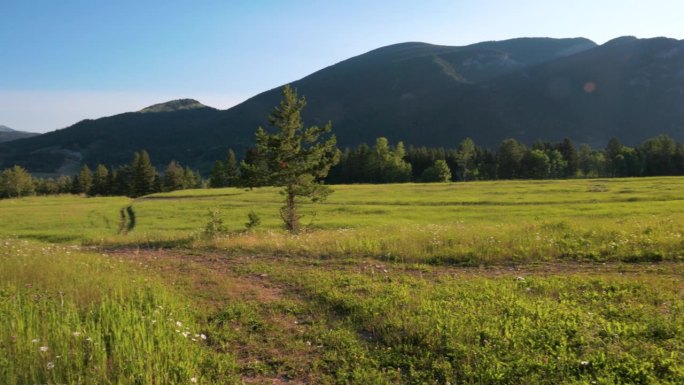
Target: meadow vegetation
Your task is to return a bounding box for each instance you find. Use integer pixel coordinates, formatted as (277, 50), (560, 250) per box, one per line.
(1, 177), (683, 383)
(0, 240), (239, 384)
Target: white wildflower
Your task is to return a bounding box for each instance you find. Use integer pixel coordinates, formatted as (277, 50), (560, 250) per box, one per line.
(31, 338), (40, 344)
(39, 346), (48, 352)
(47, 362), (55, 370)
(190, 377), (198, 383)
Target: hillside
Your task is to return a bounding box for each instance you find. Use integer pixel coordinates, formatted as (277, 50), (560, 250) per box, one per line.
(139, 99), (209, 113)
(2, 36), (684, 174)
(0, 125), (39, 144)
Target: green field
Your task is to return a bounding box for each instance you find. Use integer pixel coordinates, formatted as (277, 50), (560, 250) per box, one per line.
(1, 178), (683, 384)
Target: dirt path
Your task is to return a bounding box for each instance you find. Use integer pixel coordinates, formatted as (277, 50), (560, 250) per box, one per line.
(109, 248), (321, 384)
(105, 248), (683, 384)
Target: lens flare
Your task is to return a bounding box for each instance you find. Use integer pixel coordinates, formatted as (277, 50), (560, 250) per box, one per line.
(584, 82), (597, 93)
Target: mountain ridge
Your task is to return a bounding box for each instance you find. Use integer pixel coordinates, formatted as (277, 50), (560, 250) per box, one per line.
(139, 99), (212, 114)
(2, 36), (683, 175)
(0, 125), (40, 144)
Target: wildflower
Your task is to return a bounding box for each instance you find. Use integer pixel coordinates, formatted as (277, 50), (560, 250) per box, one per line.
(182, 331), (190, 338)
(516, 276), (525, 281)
(31, 338), (40, 344)
(580, 361), (589, 366)
(190, 377), (198, 383)
(72, 331), (81, 337)
(39, 346), (49, 352)
(47, 362), (55, 370)
(200, 334), (207, 340)
(152, 320), (157, 324)
(86, 337), (93, 342)
(176, 321), (182, 327)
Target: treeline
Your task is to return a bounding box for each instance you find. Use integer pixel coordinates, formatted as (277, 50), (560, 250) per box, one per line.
(328, 134), (684, 183)
(0, 151), (202, 199)
(2, 134), (684, 199)
(159, 133), (684, 186)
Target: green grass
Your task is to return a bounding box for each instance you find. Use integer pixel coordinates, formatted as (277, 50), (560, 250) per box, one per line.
(1, 177), (683, 383)
(0, 240), (238, 384)
(236, 258), (684, 384)
(4, 178), (680, 264)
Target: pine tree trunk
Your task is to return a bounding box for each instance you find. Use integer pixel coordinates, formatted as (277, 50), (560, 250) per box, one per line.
(286, 188), (298, 233)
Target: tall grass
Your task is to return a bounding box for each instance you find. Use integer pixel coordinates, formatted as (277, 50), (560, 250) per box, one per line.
(0, 239), (238, 384)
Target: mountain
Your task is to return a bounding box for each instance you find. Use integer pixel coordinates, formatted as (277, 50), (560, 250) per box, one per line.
(2, 36), (684, 175)
(0, 125), (39, 144)
(139, 99), (209, 113)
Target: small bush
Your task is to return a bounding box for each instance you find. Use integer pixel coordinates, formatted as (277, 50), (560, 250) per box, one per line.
(245, 210), (261, 231)
(203, 208), (227, 238)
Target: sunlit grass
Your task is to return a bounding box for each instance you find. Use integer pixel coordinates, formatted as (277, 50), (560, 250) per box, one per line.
(1, 177), (683, 383)
(239, 258), (684, 384)
(2, 178), (684, 264)
(0, 240), (237, 384)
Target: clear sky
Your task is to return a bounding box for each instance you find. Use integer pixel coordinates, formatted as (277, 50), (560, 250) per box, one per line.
(2, 0), (683, 133)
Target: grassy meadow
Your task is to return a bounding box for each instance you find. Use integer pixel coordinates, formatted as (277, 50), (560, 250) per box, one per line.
(1, 177), (683, 383)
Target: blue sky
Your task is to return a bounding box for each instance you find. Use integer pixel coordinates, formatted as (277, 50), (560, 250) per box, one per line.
(2, 0), (683, 133)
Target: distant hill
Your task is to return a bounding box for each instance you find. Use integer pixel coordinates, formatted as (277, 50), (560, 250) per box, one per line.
(139, 99), (209, 113)
(2, 36), (684, 175)
(0, 125), (39, 144)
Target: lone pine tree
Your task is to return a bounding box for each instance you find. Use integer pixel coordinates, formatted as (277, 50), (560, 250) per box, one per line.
(243, 85), (340, 232)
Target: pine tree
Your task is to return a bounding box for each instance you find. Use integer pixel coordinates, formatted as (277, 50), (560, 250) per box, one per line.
(164, 160), (186, 191)
(225, 149), (240, 186)
(111, 166), (133, 196)
(57, 175), (72, 194)
(130, 150), (157, 197)
(78, 165), (93, 195)
(90, 164), (109, 196)
(183, 167), (202, 189)
(208, 160), (227, 188)
(496, 139), (526, 179)
(558, 138), (579, 177)
(242, 85), (340, 232)
(605, 137), (623, 177)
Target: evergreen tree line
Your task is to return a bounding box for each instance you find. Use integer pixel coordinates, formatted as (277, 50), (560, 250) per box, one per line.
(0, 151), (202, 199)
(327, 134), (684, 183)
(209, 133), (684, 186)
(2, 134), (684, 199)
